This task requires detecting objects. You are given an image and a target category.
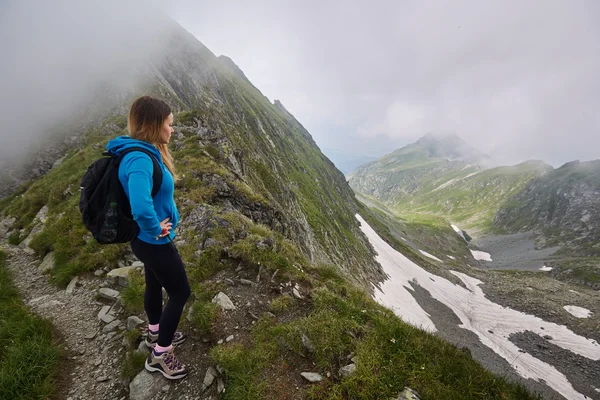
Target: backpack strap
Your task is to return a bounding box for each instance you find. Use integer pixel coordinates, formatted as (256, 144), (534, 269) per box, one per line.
(115, 147), (163, 198)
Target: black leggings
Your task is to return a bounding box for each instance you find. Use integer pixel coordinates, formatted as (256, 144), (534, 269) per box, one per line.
(130, 238), (191, 347)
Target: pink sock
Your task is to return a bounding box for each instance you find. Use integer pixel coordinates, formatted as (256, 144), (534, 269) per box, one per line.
(148, 323), (159, 332)
(154, 344), (172, 354)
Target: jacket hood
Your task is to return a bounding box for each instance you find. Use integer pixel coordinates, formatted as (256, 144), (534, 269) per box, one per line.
(106, 136), (162, 161)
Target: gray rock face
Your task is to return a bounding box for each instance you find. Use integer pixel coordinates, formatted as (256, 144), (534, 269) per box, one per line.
(129, 370), (164, 400)
(300, 372), (323, 383)
(0, 217), (16, 239)
(212, 292), (236, 310)
(201, 366), (218, 392)
(102, 320), (120, 334)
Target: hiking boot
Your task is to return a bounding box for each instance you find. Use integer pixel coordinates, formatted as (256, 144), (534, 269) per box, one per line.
(144, 330), (187, 348)
(144, 348), (188, 380)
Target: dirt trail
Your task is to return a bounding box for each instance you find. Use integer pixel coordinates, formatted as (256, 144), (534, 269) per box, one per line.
(2, 244), (130, 400)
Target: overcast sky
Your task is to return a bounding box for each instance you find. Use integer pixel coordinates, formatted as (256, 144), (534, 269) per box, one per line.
(171, 0), (600, 166)
(1, 1), (599, 167)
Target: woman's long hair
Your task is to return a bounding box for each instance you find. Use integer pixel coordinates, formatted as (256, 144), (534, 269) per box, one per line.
(127, 96), (177, 179)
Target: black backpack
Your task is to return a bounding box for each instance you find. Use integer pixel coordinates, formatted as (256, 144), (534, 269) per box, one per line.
(79, 147), (163, 244)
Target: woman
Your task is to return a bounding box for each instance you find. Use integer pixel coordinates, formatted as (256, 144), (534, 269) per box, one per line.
(106, 96), (190, 380)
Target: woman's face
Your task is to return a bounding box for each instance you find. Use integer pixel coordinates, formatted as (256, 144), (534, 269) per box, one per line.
(158, 113), (174, 144)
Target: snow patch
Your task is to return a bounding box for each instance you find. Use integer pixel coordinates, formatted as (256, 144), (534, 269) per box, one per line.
(357, 214), (600, 400)
(539, 266), (553, 272)
(470, 250), (492, 262)
(563, 306), (592, 319)
(419, 250), (443, 262)
(447, 255), (456, 260)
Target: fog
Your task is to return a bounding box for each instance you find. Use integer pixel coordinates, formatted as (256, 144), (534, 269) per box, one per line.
(0, 0), (172, 161)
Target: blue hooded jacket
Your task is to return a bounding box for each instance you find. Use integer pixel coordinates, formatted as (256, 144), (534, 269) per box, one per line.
(106, 136), (180, 244)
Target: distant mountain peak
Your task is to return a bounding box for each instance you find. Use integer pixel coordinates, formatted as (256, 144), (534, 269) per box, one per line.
(413, 132), (494, 168)
(218, 55), (251, 84)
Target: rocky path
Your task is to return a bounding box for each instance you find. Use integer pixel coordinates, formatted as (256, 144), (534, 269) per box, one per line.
(2, 245), (131, 400)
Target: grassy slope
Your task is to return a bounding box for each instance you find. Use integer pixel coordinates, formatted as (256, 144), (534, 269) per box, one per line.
(0, 250), (61, 400)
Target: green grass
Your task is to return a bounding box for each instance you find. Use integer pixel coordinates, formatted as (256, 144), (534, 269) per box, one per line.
(0, 251), (62, 400)
(121, 273), (146, 314)
(120, 350), (147, 380)
(210, 274), (540, 400)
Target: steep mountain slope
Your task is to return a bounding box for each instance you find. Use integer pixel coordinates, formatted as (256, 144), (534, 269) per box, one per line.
(348, 134), (550, 231)
(0, 21), (547, 400)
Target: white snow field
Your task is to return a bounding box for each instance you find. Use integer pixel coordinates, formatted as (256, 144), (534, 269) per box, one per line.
(357, 214), (600, 400)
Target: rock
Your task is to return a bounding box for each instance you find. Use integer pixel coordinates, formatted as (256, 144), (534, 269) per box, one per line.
(65, 277), (79, 294)
(98, 288), (120, 301)
(94, 269), (105, 277)
(339, 363), (356, 377)
(131, 261), (144, 268)
(98, 306), (115, 324)
(390, 387), (421, 400)
(543, 335), (553, 340)
(212, 292), (236, 310)
(127, 316), (145, 330)
(38, 252), (55, 273)
(226, 335), (234, 342)
(102, 320), (120, 334)
(0, 216), (16, 239)
(96, 376), (109, 382)
(84, 331), (97, 340)
(129, 370), (164, 400)
(301, 334), (315, 353)
(201, 366), (218, 392)
(225, 278), (235, 286)
(301, 372), (323, 383)
(107, 267), (137, 287)
(217, 378), (225, 393)
(202, 238), (222, 249)
(138, 341), (149, 352)
(239, 279), (257, 287)
(292, 287), (303, 299)
(186, 301), (197, 322)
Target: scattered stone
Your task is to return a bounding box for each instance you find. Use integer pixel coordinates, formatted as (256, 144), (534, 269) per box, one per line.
(217, 339), (224, 345)
(96, 376), (109, 382)
(95, 359), (102, 367)
(301, 334), (315, 353)
(102, 320), (120, 334)
(265, 312), (276, 319)
(217, 378), (225, 393)
(98, 288), (120, 301)
(127, 316), (145, 330)
(301, 372), (323, 383)
(98, 305), (114, 323)
(339, 363), (356, 377)
(38, 300), (64, 309)
(271, 269), (279, 282)
(129, 370), (164, 400)
(543, 335), (553, 340)
(292, 287), (303, 299)
(226, 335), (234, 342)
(85, 331), (97, 340)
(131, 261), (144, 268)
(38, 252), (55, 273)
(29, 295), (49, 304)
(212, 292), (236, 310)
(248, 311), (259, 320)
(216, 365), (224, 374)
(65, 277), (79, 294)
(488, 330), (494, 334)
(161, 385), (169, 392)
(202, 238), (222, 249)
(105, 332), (117, 342)
(239, 278), (256, 287)
(107, 266), (136, 287)
(201, 366), (218, 392)
(391, 387), (421, 400)
(225, 278), (235, 286)
(138, 341), (149, 352)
